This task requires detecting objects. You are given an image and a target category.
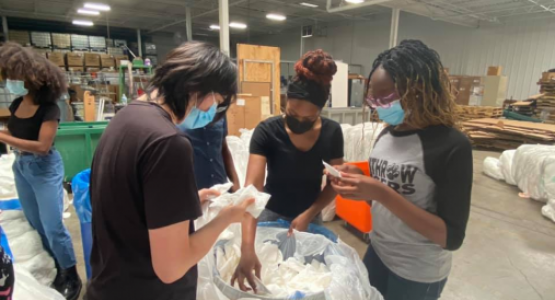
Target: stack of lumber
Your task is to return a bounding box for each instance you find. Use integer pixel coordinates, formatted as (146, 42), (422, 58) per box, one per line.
(457, 105), (503, 121)
(536, 72), (555, 124)
(462, 118), (555, 151)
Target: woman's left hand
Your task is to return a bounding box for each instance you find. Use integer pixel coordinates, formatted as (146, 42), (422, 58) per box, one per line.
(331, 173), (385, 201)
(289, 212), (311, 235)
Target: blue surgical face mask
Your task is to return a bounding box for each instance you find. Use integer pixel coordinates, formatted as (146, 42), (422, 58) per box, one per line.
(179, 93), (217, 130)
(376, 100), (405, 126)
(6, 80), (28, 96)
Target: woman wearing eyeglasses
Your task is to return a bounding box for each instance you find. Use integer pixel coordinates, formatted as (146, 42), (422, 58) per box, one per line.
(86, 42), (254, 300)
(231, 49), (344, 291)
(330, 40), (473, 300)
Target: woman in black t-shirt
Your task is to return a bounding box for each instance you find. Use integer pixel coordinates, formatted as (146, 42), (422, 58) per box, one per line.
(231, 50), (345, 291)
(0, 43), (81, 300)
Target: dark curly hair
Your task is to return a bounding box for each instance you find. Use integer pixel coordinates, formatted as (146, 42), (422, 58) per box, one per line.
(0, 42), (67, 104)
(294, 49), (337, 95)
(369, 39), (456, 128)
(148, 41), (237, 121)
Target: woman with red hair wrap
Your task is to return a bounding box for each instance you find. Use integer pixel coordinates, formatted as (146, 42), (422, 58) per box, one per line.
(231, 50), (345, 291)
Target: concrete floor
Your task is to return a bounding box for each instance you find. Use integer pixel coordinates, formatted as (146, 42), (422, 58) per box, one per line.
(66, 150), (555, 300)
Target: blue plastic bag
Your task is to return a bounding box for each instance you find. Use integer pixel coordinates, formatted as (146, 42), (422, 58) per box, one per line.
(72, 169), (92, 223)
(258, 219), (338, 242)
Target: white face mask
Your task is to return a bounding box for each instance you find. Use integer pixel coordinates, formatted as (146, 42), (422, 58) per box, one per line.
(6, 80), (28, 96)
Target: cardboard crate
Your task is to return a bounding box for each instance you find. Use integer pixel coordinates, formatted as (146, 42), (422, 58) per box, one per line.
(52, 33), (71, 48)
(100, 54), (115, 68)
(31, 32), (51, 47)
(487, 66), (502, 76)
(66, 53), (84, 67)
(227, 95), (262, 136)
(47, 52), (65, 67)
(9, 30), (31, 46)
(84, 53), (101, 67)
(115, 55), (129, 67)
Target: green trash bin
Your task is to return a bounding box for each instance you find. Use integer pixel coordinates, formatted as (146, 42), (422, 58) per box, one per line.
(55, 122), (109, 182)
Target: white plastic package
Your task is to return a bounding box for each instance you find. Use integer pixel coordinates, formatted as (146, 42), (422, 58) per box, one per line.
(13, 266), (65, 300)
(483, 157), (504, 181)
(542, 199), (555, 223)
(208, 185), (270, 219)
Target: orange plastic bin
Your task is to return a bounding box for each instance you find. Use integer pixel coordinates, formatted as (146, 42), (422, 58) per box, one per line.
(336, 161), (373, 237)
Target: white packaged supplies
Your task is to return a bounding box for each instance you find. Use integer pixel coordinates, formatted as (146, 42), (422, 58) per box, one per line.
(511, 145), (555, 202)
(0, 153), (17, 199)
(208, 185), (270, 219)
(499, 150), (516, 185)
(13, 266), (65, 300)
(542, 199), (555, 223)
(483, 157), (504, 181)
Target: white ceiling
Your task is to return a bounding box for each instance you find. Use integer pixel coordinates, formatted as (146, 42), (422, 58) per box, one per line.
(1, 0), (554, 36)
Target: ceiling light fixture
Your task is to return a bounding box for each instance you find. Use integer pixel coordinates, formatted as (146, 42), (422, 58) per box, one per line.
(72, 20), (94, 26)
(229, 22), (247, 29)
(266, 13), (287, 21)
(84, 2), (111, 11)
(345, 0), (365, 3)
(300, 2), (319, 8)
(210, 25), (220, 30)
(77, 9), (100, 16)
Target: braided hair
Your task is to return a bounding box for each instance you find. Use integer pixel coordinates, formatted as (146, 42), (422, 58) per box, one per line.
(0, 42), (67, 104)
(369, 40), (457, 128)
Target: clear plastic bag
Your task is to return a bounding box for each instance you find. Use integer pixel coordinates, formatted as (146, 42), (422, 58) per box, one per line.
(542, 199), (555, 223)
(511, 145), (555, 202)
(202, 226), (383, 300)
(500, 150), (516, 185)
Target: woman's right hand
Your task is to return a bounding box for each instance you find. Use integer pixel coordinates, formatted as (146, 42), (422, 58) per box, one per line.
(231, 249), (262, 292)
(218, 198), (255, 224)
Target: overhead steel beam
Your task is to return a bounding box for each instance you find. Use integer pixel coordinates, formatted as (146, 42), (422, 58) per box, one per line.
(219, 0), (230, 56)
(389, 8), (400, 49)
(258, 0), (374, 21)
(148, 0), (249, 34)
(185, 6), (193, 41)
(526, 0), (555, 14)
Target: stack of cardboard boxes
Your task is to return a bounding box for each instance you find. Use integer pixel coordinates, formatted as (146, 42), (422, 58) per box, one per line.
(100, 54), (116, 70)
(66, 53), (84, 72)
(47, 52), (65, 70)
(84, 53), (101, 72)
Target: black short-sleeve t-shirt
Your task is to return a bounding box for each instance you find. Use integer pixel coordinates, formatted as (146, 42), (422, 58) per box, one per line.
(250, 116), (343, 218)
(87, 101), (202, 300)
(8, 97), (60, 141)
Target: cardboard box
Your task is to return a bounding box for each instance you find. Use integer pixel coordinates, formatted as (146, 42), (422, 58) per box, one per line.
(227, 95), (263, 136)
(66, 53), (84, 67)
(84, 53), (101, 67)
(47, 52), (65, 67)
(487, 66), (502, 76)
(115, 55), (129, 67)
(67, 66), (84, 72)
(542, 72), (555, 82)
(100, 54), (115, 68)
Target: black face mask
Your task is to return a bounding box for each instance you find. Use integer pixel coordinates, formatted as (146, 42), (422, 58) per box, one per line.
(285, 115), (316, 134)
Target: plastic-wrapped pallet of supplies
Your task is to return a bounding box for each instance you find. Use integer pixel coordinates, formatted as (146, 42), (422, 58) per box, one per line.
(542, 199), (555, 223)
(482, 157), (504, 181)
(13, 266), (65, 300)
(0, 200), (57, 286)
(511, 145), (555, 202)
(499, 150), (516, 185)
(343, 123), (384, 162)
(199, 224), (383, 300)
(0, 153), (17, 199)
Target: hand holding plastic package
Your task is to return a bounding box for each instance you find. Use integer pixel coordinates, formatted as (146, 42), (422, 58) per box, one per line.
(209, 185), (270, 219)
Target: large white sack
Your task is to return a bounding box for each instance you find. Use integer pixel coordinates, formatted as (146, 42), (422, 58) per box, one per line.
(343, 122), (384, 162)
(18, 251), (57, 286)
(483, 157), (504, 181)
(13, 266), (65, 300)
(511, 145), (555, 202)
(542, 199), (555, 223)
(226, 135), (249, 188)
(500, 150), (516, 186)
(7, 230), (44, 262)
(0, 153), (17, 199)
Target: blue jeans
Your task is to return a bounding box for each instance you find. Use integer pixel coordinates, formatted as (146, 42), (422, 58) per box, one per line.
(364, 244), (447, 300)
(12, 150), (76, 269)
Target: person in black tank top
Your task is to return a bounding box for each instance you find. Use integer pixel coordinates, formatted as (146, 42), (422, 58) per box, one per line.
(0, 43), (81, 300)
(231, 50), (345, 291)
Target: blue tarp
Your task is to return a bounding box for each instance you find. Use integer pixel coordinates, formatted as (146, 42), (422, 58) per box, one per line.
(72, 169), (92, 223)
